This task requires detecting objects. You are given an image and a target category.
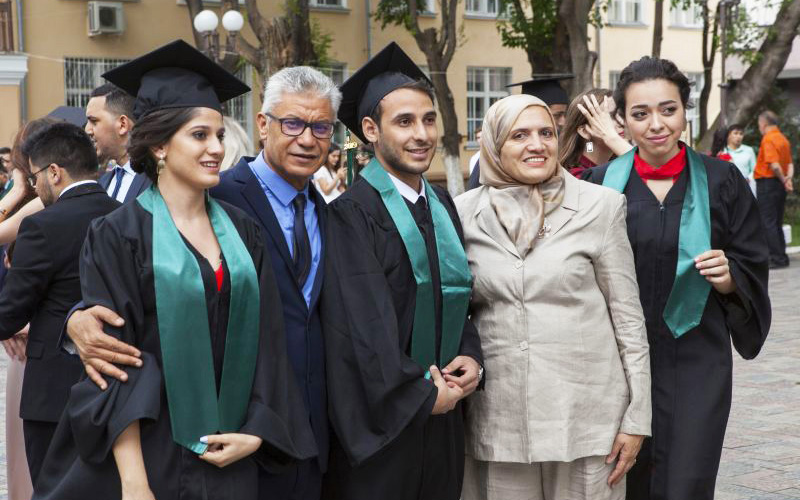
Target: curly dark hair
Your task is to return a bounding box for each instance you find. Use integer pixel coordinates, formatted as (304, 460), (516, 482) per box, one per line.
(128, 108), (199, 184)
(613, 56), (692, 118)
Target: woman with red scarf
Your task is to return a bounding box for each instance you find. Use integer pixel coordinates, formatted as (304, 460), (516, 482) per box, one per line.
(583, 57), (771, 500)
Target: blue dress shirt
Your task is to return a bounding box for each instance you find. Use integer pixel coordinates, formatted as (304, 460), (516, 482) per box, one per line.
(249, 152), (321, 307)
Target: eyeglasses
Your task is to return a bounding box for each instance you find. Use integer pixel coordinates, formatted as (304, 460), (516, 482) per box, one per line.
(27, 165), (49, 188)
(266, 113), (335, 139)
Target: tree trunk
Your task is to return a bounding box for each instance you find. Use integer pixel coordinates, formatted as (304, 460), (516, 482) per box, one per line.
(558, 0), (595, 95)
(727, 0), (800, 126)
(697, 0), (800, 151)
(652, 0), (664, 58)
(409, 0), (465, 195)
(698, 0), (717, 142)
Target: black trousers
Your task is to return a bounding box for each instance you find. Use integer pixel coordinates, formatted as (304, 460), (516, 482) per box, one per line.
(756, 178), (789, 267)
(23, 419), (58, 486)
(259, 459), (322, 500)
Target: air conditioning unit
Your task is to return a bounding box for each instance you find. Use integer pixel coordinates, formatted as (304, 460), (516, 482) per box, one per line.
(88, 1), (125, 36)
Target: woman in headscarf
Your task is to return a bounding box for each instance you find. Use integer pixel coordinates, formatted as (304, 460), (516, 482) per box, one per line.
(583, 56), (770, 500)
(455, 94), (651, 500)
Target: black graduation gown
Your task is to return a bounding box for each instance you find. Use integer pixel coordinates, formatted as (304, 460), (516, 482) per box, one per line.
(33, 199), (317, 500)
(320, 177), (483, 500)
(583, 155), (771, 500)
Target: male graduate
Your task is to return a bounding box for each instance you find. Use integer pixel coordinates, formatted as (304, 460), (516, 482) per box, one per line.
(467, 74), (573, 190)
(321, 42), (483, 500)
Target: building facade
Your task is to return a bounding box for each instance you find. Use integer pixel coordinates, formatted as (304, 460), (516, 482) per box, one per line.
(0, 0), (722, 180)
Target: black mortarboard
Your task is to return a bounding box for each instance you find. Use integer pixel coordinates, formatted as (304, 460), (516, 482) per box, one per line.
(47, 106), (86, 128)
(102, 39), (250, 120)
(507, 74), (574, 106)
(338, 42), (431, 143)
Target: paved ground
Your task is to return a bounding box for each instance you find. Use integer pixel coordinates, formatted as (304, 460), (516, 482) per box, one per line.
(0, 259), (796, 499)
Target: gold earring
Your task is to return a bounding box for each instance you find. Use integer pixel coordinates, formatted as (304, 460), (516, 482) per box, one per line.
(157, 155), (166, 175)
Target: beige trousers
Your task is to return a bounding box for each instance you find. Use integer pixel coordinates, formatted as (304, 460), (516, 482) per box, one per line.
(6, 357), (33, 500)
(462, 455), (625, 500)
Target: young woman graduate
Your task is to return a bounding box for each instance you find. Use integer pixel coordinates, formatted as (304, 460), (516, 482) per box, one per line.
(582, 57), (771, 500)
(32, 40), (317, 500)
(320, 42), (483, 500)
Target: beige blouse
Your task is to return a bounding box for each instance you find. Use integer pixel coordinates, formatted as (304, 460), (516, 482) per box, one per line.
(454, 170), (651, 463)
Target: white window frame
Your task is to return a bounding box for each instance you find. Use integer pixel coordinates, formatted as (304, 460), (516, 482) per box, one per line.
(745, 0), (780, 27)
(465, 0), (500, 18)
(64, 57), (131, 109)
(310, 0), (347, 8)
(318, 62), (348, 144)
(685, 72), (704, 139)
(607, 0), (645, 25)
(670, 3), (703, 28)
(228, 63), (254, 139)
(466, 66), (511, 145)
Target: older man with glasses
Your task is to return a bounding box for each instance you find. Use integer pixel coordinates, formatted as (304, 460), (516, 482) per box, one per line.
(61, 66), (341, 500)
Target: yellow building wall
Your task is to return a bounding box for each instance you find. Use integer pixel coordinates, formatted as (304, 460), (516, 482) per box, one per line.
(0, 85), (20, 146)
(3, 0), (722, 178)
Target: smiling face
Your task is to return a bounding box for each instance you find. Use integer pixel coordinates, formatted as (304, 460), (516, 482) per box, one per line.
(623, 79), (686, 166)
(259, 91), (333, 190)
(499, 105), (559, 184)
(156, 107), (225, 191)
(362, 87), (438, 185)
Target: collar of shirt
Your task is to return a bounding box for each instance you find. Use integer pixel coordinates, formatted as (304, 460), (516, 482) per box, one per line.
(59, 179), (99, 199)
(250, 150), (310, 205)
(119, 161), (134, 175)
(386, 170), (426, 203)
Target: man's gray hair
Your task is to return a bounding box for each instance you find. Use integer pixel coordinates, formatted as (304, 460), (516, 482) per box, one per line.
(261, 66), (342, 115)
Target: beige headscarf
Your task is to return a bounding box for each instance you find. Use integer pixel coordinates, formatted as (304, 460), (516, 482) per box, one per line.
(479, 94), (566, 257)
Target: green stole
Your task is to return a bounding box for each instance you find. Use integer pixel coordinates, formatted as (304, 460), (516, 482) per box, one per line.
(137, 187), (261, 454)
(602, 146), (711, 338)
(360, 159), (472, 374)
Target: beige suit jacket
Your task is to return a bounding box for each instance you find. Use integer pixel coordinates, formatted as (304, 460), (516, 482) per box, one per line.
(455, 170), (651, 463)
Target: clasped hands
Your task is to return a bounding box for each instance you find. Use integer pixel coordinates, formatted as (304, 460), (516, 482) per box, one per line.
(430, 355), (481, 415)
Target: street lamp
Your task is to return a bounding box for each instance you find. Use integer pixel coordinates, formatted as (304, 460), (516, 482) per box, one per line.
(719, 0), (741, 127)
(192, 9), (244, 65)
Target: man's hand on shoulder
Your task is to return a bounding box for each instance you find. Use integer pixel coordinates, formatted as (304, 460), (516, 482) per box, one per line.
(67, 306), (141, 390)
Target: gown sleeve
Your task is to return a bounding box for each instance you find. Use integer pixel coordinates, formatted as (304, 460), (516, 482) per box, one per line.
(321, 199), (437, 467)
(235, 219), (318, 472)
(68, 215), (162, 464)
(716, 165), (771, 360)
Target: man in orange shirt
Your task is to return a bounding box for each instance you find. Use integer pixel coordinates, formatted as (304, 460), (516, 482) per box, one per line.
(755, 110), (794, 268)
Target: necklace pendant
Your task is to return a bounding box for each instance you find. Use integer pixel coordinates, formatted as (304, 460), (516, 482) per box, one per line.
(537, 219), (552, 239)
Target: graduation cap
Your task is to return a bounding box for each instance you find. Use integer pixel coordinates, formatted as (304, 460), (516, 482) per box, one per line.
(102, 39), (250, 120)
(338, 42), (431, 143)
(47, 106), (86, 128)
(507, 74), (574, 106)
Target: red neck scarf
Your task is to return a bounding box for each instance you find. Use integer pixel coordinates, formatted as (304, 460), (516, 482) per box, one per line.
(569, 155), (597, 178)
(634, 146), (686, 184)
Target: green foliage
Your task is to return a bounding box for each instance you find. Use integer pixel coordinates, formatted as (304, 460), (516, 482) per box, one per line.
(496, 0), (557, 56)
(311, 18), (333, 66)
(373, 0), (428, 31)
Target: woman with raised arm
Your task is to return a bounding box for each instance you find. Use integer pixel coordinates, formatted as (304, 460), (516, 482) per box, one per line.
(583, 56), (771, 500)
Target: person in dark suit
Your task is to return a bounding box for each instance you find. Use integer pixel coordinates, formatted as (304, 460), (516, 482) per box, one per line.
(85, 83), (150, 202)
(61, 66), (341, 500)
(0, 122), (120, 483)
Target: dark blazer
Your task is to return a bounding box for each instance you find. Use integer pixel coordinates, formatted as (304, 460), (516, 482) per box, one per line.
(467, 160), (481, 190)
(99, 167), (151, 203)
(0, 183), (121, 422)
(210, 156), (329, 471)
